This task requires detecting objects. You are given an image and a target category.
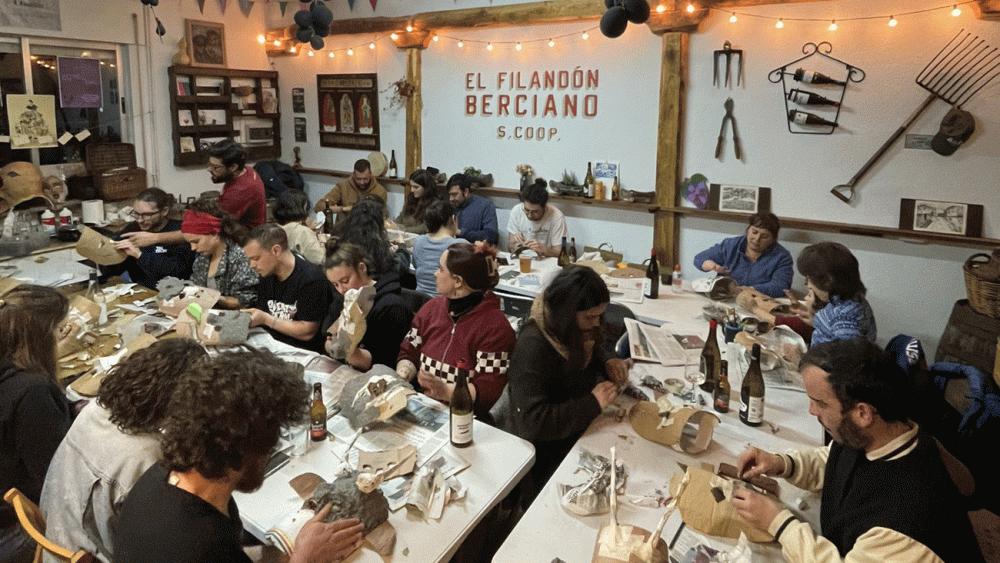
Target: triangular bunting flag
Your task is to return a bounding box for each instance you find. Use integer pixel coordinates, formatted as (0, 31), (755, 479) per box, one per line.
(346, 0), (355, 11)
(216, 0), (227, 14)
(279, 2), (289, 16)
(369, 0), (377, 9)
(238, 0), (253, 17)
(197, 0), (207, 14)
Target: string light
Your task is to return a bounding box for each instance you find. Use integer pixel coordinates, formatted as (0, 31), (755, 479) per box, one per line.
(656, 2), (665, 13)
(457, 40), (463, 47)
(888, 15), (898, 26)
(369, 42), (375, 49)
(729, 12), (738, 23)
(257, 34), (266, 44)
(329, 51), (335, 58)
(406, 23), (414, 32)
(515, 42), (522, 51)
(273, 40), (280, 47)
(486, 42), (493, 51)
(548, 38), (555, 47)
(308, 50), (314, 56)
(347, 48), (354, 55)
(775, 18), (784, 28)
(686, 2), (695, 13)
(433, 34), (439, 42)
(581, 31), (589, 40)
(951, 5), (962, 16)
(390, 33), (398, 40)
(290, 46), (297, 53)
(717, 2), (971, 30)
(828, 20), (837, 30)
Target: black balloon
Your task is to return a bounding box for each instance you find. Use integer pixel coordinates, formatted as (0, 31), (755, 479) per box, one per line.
(312, 4), (334, 27)
(313, 23), (330, 37)
(624, 0), (650, 24)
(603, 0), (616, 8)
(155, 17), (165, 37)
(600, 6), (629, 38)
(310, 35), (325, 50)
(294, 9), (313, 28)
(296, 27), (314, 43)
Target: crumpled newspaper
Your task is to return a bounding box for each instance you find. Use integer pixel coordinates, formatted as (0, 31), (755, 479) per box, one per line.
(558, 448), (626, 516)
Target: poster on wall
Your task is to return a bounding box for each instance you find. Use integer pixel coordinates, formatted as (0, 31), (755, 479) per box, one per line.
(0, 0), (61, 31)
(6, 94), (58, 149)
(58, 57), (102, 108)
(295, 117), (307, 142)
(292, 88), (305, 113)
(316, 73), (379, 151)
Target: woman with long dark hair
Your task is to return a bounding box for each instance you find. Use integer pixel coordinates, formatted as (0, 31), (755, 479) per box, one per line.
(797, 241), (876, 346)
(395, 169), (441, 235)
(181, 199), (259, 309)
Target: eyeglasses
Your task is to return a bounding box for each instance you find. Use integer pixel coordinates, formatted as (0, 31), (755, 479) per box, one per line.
(208, 164), (227, 171)
(130, 210), (163, 220)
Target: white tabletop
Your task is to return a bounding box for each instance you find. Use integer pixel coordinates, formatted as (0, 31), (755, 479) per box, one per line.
(2, 246), (93, 287)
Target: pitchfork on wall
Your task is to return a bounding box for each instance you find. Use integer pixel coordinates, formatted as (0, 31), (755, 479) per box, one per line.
(830, 30), (1000, 204)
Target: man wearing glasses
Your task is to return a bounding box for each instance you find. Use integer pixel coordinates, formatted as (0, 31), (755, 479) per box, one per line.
(104, 188), (195, 289)
(206, 139), (267, 230)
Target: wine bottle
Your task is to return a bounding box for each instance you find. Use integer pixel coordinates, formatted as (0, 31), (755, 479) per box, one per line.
(450, 361), (474, 448)
(699, 319), (721, 393)
(672, 263), (683, 294)
(310, 382), (327, 441)
(611, 175), (621, 201)
(568, 237), (578, 264)
(789, 109), (838, 128)
(584, 162), (596, 199)
(388, 150), (398, 178)
(792, 68), (846, 86)
(644, 249), (659, 299)
(788, 88), (840, 107)
(739, 344), (765, 427)
(714, 359), (731, 413)
(557, 236), (570, 267)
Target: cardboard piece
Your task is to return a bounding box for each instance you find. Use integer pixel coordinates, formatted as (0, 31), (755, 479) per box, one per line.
(75, 225), (126, 265)
(337, 366), (415, 429)
(628, 399), (719, 454)
(156, 277), (221, 317)
(670, 466), (775, 544)
(592, 447), (667, 563)
(174, 307), (250, 345)
(69, 333), (158, 397)
(326, 284), (375, 359)
(0, 277), (24, 296)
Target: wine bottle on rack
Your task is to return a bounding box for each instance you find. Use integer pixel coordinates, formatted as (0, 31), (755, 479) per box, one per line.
(789, 109), (838, 128)
(644, 249), (659, 299)
(739, 344), (765, 427)
(788, 88), (840, 107)
(450, 361), (474, 448)
(792, 68), (846, 86)
(714, 359), (731, 413)
(699, 319), (720, 393)
(310, 382), (327, 441)
(389, 150), (398, 178)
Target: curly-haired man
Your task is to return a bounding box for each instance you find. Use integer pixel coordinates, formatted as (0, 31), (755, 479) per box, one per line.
(113, 348), (363, 563)
(40, 338), (208, 563)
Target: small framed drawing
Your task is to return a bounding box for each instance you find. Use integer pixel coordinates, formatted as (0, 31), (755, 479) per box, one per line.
(185, 19), (227, 68)
(260, 88), (278, 114)
(708, 184), (771, 214)
(899, 198), (983, 238)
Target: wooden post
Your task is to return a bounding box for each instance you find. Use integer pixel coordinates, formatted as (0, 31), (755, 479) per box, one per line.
(405, 47), (423, 177)
(652, 32), (687, 269)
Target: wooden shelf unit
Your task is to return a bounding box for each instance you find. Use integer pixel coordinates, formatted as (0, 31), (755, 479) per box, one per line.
(168, 65), (281, 167)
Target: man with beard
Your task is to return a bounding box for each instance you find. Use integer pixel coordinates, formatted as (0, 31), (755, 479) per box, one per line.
(113, 348), (364, 563)
(732, 338), (983, 563)
(314, 159), (387, 225)
(505, 265), (630, 506)
(447, 173), (498, 245)
(206, 139), (266, 230)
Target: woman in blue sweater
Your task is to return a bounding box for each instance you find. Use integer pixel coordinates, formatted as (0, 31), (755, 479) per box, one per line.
(797, 241), (877, 346)
(693, 212), (793, 298)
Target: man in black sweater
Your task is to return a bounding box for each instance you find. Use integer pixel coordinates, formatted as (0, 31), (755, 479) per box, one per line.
(732, 338), (983, 563)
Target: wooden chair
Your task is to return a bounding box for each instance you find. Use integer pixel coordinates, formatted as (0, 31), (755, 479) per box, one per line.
(3, 488), (95, 563)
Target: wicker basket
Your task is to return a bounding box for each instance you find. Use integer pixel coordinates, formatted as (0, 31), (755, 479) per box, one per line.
(963, 252), (1000, 318)
(86, 143), (147, 201)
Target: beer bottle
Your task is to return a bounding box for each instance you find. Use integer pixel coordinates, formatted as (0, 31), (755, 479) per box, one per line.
(310, 382), (327, 441)
(568, 237), (578, 264)
(557, 237), (570, 267)
(739, 344), (765, 427)
(699, 319), (721, 393)
(611, 175), (621, 201)
(450, 361), (474, 448)
(714, 359), (731, 413)
(644, 249), (659, 299)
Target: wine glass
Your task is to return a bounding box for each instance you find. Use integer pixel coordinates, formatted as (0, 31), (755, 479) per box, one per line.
(682, 355), (705, 404)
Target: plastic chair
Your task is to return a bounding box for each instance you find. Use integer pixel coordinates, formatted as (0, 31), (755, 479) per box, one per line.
(400, 288), (432, 315)
(3, 488), (95, 563)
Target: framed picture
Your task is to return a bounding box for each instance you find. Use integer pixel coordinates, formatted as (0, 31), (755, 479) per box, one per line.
(317, 73), (380, 150)
(260, 88), (278, 114)
(593, 161), (619, 200)
(185, 19), (227, 68)
(900, 198), (983, 238)
(708, 184), (771, 214)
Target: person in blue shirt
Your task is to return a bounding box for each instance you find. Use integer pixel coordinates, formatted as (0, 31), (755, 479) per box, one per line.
(796, 241), (876, 347)
(447, 173), (498, 245)
(693, 212), (793, 298)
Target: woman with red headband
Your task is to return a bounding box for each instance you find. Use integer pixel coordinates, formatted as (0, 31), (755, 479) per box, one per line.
(180, 200), (259, 309)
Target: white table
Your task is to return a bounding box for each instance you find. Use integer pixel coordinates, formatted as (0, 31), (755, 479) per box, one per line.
(234, 386), (535, 563)
(1, 245), (93, 287)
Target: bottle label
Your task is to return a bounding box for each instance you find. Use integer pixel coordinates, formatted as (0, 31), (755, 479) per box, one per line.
(792, 111), (809, 125)
(451, 412), (473, 444)
(791, 91), (810, 104)
(741, 396), (764, 423)
(802, 70), (817, 83)
(310, 420), (326, 439)
(642, 278), (651, 296)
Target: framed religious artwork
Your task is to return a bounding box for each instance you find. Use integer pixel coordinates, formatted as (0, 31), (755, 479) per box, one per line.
(899, 198), (983, 238)
(708, 184), (771, 214)
(185, 19), (227, 68)
(317, 73), (380, 150)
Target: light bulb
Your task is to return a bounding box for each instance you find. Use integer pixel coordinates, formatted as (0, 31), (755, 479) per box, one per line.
(686, 2), (694, 13)
(406, 24), (413, 32)
(656, 3), (665, 13)
(888, 15), (898, 27)
(433, 34), (439, 42)
(548, 38), (555, 47)
(290, 46), (297, 53)
(828, 20), (837, 31)
(457, 40), (464, 48)
(348, 48), (354, 56)
(369, 42), (375, 50)
(775, 18), (784, 28)
(273, 40), (280, 47)
(582, 31), (589, 40)
(308, 50), (314, 56)
(487, 43), (493, 51)
(951, 5), (961, 17)
(515, 42), (522, 51)
(329, 51), (335, 58)
(729, 13), (738, 23)
(390, 33), (398, 40)
(257, 34), (266, 44)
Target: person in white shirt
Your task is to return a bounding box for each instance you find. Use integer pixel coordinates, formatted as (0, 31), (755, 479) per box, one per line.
(507, 179), (567, 258)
